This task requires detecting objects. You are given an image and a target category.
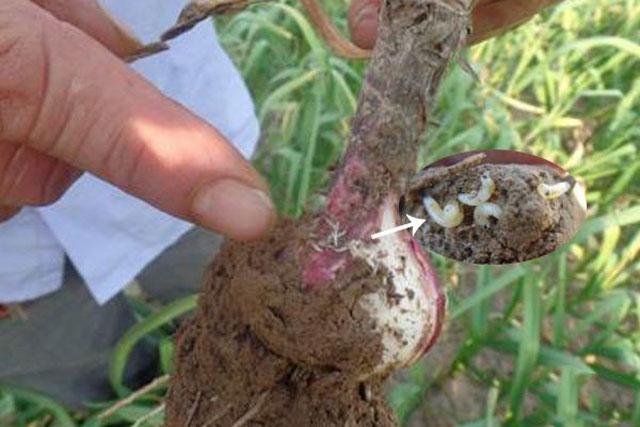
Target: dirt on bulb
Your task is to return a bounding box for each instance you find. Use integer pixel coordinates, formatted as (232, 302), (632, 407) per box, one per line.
(165, 220), (399, 426)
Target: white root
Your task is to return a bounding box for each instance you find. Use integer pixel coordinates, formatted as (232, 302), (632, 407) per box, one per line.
(458, 172), (495, 206)
(474, 202), (503, 227)
(422, 197), (464, 228)
(537, 180), (571, 200)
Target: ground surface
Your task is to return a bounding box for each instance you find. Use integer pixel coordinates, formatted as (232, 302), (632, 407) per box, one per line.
(2, 0), (639, 426)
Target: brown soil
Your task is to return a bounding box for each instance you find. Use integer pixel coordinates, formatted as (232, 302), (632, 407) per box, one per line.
(165, 220), (397, 426)
(406, 163), (585, 264)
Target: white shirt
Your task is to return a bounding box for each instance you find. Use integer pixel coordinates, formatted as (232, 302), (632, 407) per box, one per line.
(0, 0), (259, 304)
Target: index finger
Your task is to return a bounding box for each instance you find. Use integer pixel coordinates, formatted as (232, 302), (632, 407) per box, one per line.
(30, 0), (142, 57)
(0, 0), (275, 240)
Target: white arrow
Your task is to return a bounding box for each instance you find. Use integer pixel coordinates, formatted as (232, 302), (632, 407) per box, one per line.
(371, 214), (426, 240)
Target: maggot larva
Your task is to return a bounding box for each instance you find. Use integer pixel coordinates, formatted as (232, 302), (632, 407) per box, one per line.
(402, 150), (587, 264)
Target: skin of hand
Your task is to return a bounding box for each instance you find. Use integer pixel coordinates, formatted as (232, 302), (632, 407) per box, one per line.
(348, 0), (562, 49)
(0, 0), (275, 241)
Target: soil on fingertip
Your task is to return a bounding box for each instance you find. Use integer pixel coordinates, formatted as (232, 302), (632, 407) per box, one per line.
(165, 220), (399, 426)
(405, 164), (586, 264)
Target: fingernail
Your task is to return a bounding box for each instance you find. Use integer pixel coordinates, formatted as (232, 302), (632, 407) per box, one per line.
(349, 1), (379, 49)
(354, 4), (378, 26)
(97, 3), (144, 55)
(192, 179), (275, 241)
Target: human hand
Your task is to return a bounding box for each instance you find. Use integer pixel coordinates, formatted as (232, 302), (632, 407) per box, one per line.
(348, 0), (561, 49)
(0, 0), (275, 241)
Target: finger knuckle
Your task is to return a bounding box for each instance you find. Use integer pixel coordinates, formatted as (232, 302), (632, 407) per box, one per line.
(38, 162), (75, 205)
(0, 144), (71, 206)
(0, 144), (24, 203)
(0, 2), (48, 143)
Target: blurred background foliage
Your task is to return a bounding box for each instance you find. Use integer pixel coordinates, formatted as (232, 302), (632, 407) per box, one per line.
(2, 0), (639, 425)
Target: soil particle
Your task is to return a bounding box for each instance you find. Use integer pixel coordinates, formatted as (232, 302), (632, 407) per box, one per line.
(165, 220), (397, 426)
(405, 163), (586, 264)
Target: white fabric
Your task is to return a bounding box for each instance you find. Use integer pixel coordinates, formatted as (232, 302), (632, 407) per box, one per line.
(0, 0), (259, 304)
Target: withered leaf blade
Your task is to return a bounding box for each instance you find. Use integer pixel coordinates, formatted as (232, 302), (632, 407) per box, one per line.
(127, 0), (259, 63)
(161, 0), (259, 42)
(124, 41), (169, 63)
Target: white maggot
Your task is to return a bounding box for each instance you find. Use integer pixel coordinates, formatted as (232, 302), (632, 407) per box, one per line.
(474, 202), (503, 227)
(422, 197), (464, 228)
(458, 173), (495, 206)
(537, 181), (571, 200)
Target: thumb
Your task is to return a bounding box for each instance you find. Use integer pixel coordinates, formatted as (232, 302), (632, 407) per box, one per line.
(1, 0), (274, 240)
(348, 0), (379, 50)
